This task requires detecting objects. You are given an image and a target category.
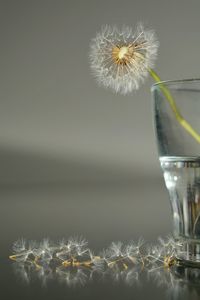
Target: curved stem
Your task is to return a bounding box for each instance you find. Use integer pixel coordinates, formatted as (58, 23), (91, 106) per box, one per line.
(148, 68), (200, 144)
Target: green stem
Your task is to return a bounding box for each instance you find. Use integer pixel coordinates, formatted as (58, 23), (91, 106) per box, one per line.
(148, 68), (200, 144)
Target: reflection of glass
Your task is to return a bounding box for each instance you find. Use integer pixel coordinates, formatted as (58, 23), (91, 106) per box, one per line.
(152, 79), (200, 266)
(149, 266), (200, 299)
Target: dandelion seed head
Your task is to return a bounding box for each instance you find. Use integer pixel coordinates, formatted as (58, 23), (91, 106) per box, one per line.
(104, 242), (123, 259)
(67, 236), (88, 252)
(13, 239), (26, 253)
(102, 239), (144, 270)
(89, 23), (159, 95)
(146, 236), (186, 271)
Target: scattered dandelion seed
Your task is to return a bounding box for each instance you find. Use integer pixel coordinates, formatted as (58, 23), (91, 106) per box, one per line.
(102, 239), (145, 270)
(10, 235), (188, 286)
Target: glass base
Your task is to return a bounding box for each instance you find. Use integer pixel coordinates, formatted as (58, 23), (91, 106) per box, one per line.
(172, 265), (200, 285)
(176, 239), (200, 268)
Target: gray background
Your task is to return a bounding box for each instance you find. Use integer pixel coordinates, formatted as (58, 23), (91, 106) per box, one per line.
(1, 1), (200, 299)
(1, 0), (200, 184)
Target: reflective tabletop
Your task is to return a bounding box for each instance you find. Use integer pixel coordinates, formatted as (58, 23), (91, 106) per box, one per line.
(1, 183), (200, 300)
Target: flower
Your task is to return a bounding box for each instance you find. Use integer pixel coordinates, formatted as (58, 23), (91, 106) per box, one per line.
(89, 24), (159, 95)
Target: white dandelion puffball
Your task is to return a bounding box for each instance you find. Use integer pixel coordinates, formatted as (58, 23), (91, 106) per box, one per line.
(89, 24), (159, 95)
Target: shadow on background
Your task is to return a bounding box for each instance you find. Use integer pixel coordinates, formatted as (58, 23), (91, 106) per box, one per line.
(0, 145), (162, 186)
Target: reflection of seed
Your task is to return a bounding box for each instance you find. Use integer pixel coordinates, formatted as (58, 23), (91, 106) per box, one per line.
(49, 258), (62, 269)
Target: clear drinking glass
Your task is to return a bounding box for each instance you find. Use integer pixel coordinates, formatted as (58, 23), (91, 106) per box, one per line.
(151, 79), (200, 267)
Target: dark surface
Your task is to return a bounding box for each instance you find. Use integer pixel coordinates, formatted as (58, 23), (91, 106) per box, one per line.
(1, 183), (200, 300)
(3, 260), (200, 300)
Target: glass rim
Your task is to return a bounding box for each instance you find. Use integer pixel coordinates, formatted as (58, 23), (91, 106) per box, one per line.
(151, 78), (200, 90)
